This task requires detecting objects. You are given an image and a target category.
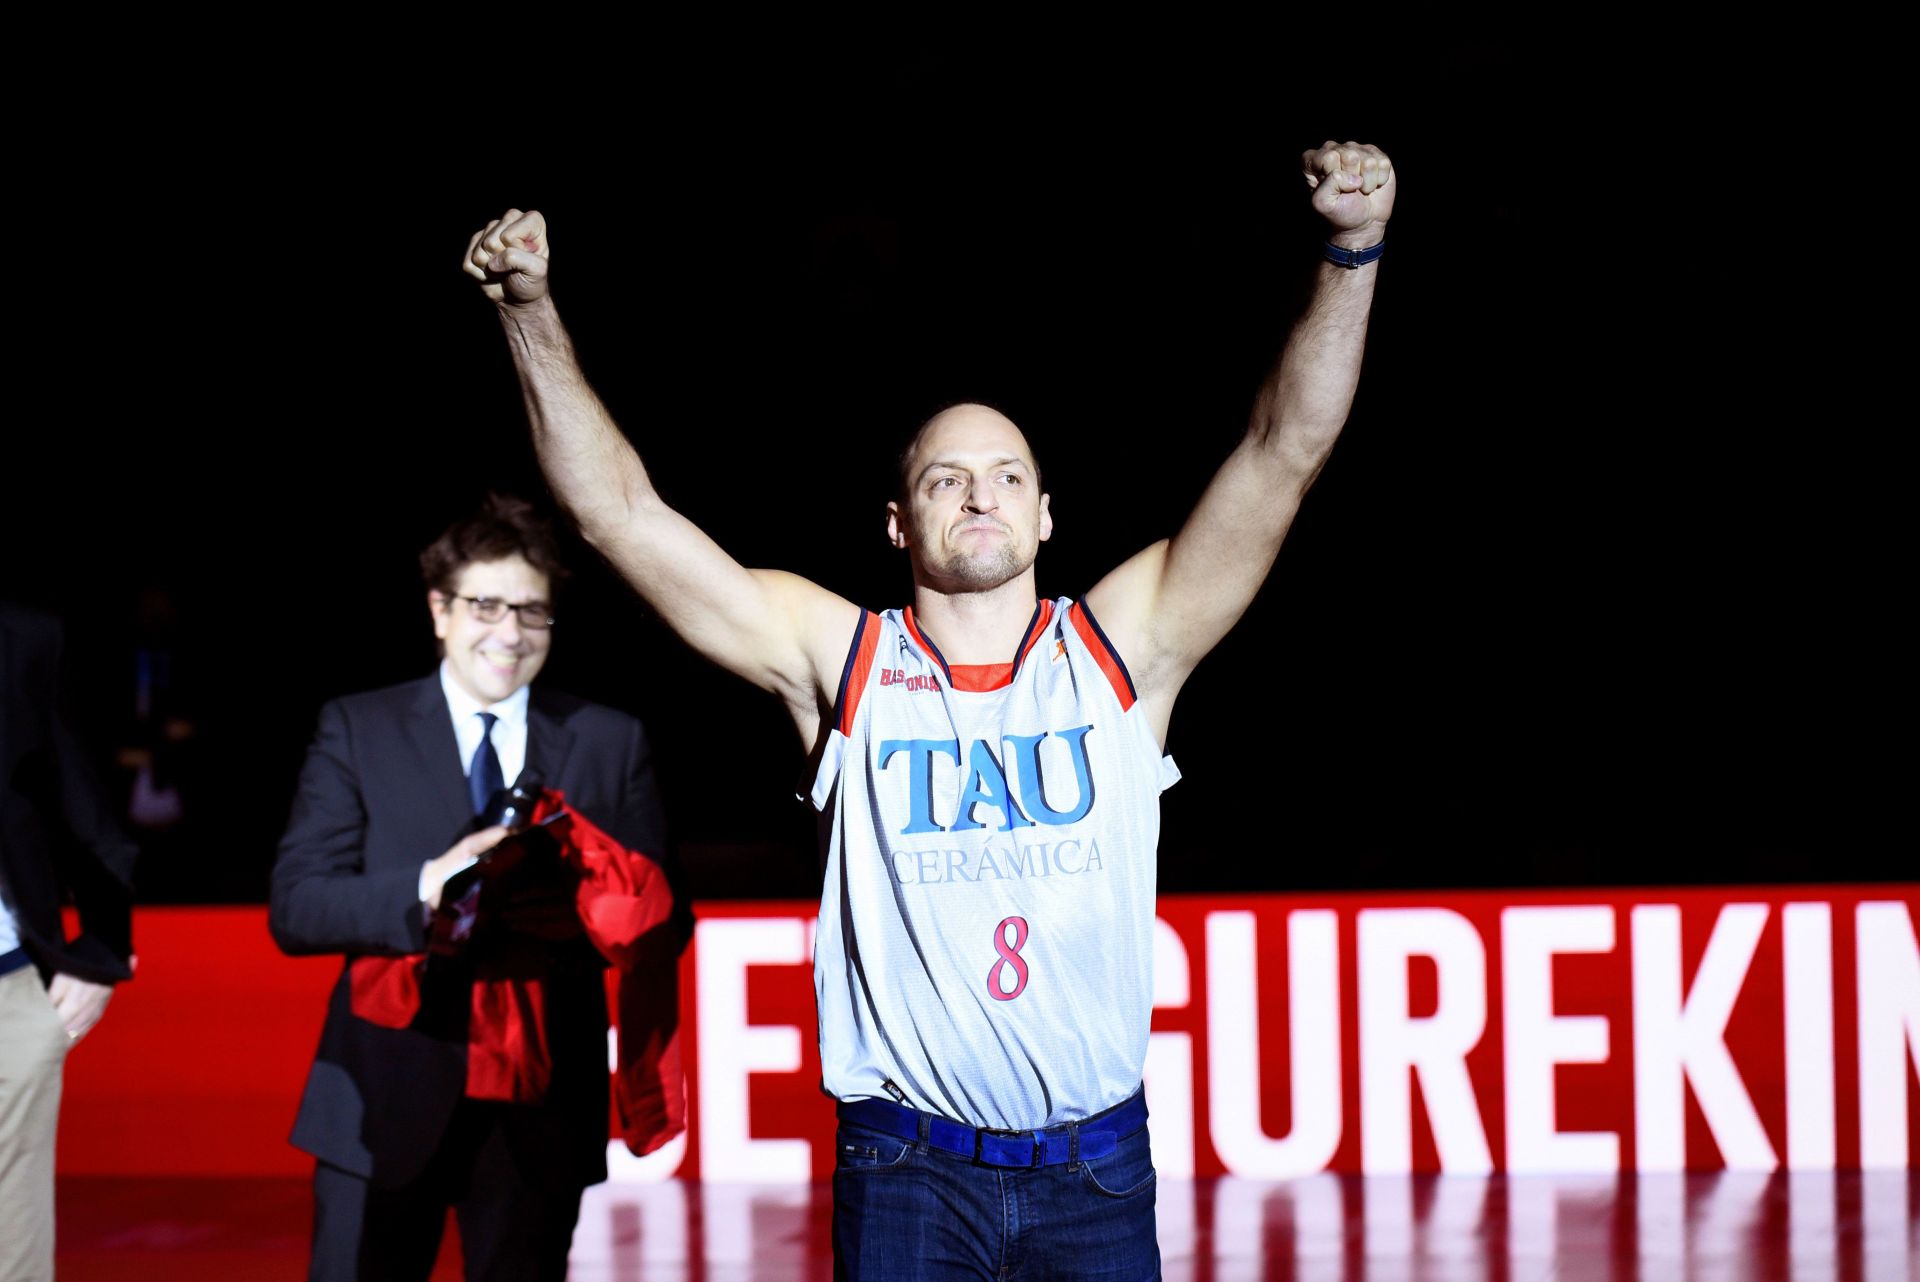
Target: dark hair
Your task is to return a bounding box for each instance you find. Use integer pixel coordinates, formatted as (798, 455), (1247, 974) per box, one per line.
(419, 493), (569, 596)
(895, 399), (1043, 504)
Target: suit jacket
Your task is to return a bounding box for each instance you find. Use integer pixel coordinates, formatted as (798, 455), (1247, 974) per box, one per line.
(269, 674), (673, 1188)
(0, 605), (138, 984)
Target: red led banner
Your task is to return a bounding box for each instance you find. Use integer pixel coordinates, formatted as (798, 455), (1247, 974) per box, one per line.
(57, 888), (1920, 1178)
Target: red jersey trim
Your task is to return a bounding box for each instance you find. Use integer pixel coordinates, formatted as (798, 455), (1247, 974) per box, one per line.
(1068, 601), (1137, 711)
(834, 611), (883, 736)
(903, 600), (1055, 693)
(946, 662), (1012, 692)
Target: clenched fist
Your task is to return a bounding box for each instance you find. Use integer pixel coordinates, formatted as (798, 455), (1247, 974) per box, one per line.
(464, 209), (550, 305)
(1302, 142), (1394, 247)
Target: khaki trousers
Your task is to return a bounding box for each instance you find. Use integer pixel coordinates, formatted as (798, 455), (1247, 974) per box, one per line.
(0, 965), (69, 1282)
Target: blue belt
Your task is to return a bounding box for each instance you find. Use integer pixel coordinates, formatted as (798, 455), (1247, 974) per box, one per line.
(0, 948), (32, 978)
(837, 1085), (1147, 1168)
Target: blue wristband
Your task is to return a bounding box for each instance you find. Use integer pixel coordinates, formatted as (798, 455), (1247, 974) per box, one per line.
(1323, 238), (1386, 270)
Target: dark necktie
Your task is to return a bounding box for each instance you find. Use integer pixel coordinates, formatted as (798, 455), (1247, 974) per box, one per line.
(468, 712), (504, 817)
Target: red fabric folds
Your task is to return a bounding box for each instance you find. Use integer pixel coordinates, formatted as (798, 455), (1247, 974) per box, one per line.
(465, 974), (550, 1102)
(348, 789), (684, 1156)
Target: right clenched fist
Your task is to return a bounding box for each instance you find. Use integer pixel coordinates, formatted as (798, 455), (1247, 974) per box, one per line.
(464, 209), (550, 305)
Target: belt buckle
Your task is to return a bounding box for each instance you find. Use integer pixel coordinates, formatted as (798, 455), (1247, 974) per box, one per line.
(974, 1125), (1040, 1168)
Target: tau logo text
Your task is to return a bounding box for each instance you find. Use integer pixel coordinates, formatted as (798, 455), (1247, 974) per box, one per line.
(878, 725), (1096, 834)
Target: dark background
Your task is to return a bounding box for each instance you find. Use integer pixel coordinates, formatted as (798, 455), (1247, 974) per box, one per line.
(7, 46), (1898, 903)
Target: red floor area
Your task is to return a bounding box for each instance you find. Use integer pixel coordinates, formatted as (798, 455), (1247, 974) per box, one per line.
(55, 1178), (462, 1282)
(56, 1171), (1918, 1280)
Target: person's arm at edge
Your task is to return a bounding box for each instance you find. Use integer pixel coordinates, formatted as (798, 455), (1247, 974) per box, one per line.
(40, 612), (138, 1038)
(1085, 142), (1394, 744)
(40, 613), (137, 982)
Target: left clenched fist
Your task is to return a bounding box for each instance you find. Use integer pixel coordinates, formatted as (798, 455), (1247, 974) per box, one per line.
(1302, 142), (1394, 247)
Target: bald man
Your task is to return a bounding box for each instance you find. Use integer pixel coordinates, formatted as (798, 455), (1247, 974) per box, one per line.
(466, 140), (1394, 1280)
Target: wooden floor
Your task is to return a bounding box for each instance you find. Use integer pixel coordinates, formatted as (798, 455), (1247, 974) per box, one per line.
(56, 1171), (1917, 1280)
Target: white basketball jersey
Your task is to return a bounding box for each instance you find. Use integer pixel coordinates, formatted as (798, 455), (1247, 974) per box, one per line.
(809, 597), (1179, 1128)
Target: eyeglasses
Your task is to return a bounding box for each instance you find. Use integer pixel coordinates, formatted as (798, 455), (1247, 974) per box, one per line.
(450, 595), (555, 630)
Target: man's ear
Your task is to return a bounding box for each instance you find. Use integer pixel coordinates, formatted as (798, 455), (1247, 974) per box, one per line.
(428, 591), (451, 640)
(886, 501), (910, 550)
(1038, 492), (1053, 543)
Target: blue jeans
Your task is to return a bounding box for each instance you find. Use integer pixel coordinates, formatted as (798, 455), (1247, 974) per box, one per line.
(831, 1097), (1160, 1281)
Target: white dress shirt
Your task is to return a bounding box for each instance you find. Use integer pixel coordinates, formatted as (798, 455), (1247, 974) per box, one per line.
(439, 661), (531, 790)
(419, 663), (534, 903)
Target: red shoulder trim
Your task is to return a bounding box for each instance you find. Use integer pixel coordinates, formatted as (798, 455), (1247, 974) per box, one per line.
(835, 611), (884, 736)
(1068, 601), (1137, 711)
(901, 607), (944, 679)
(1014, 599), (1056, 676)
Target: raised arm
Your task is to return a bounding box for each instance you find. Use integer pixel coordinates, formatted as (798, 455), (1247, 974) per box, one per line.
(1085, 142), (1394, 740)
(464, 211), (857, 742)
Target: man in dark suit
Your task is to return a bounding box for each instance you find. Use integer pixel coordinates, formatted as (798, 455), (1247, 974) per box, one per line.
(0, 603), (140, 1282)
(270, 495), (672, 1282)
